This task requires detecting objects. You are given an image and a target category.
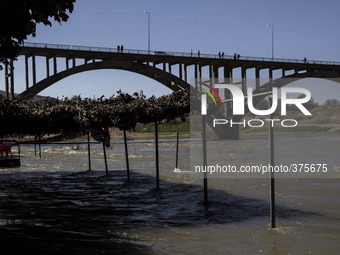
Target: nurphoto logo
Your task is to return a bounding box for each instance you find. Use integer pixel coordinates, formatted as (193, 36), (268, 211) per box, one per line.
(200, 83), (312, 128)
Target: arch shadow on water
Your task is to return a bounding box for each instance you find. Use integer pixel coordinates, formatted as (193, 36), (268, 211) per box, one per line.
(0, 170), (320, 255)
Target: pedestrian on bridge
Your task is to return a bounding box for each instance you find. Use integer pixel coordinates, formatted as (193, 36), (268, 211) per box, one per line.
(117, 45), (120, 52)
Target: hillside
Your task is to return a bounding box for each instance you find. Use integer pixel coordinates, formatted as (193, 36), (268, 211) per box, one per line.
(240, 105), (340, 136)
(0, 90), (56, 102)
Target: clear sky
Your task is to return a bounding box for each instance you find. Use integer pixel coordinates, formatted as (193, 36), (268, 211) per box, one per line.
(10, 0), (340, 102)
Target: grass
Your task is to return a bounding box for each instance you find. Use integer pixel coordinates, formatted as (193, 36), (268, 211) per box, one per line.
(240, 125), (332, 135)
(135, 118), (190, 133)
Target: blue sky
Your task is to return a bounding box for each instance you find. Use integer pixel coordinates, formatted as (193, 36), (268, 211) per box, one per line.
(11, 0), (340, 102)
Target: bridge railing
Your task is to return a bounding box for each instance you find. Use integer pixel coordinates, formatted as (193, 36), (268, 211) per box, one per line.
(22, 42), (340, 66)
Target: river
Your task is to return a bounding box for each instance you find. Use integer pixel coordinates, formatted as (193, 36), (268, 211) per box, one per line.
(0, 135), (339, 254)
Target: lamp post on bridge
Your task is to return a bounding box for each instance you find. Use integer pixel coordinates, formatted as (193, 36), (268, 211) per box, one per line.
(144, 11), (151, 54)
(267, 24), (274, 60)
(267, 23), (276, 228)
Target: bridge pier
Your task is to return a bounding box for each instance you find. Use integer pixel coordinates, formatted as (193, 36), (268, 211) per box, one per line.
(224, 64), (233, 118)
(4, 61), (15, 99)
(10, 60), (14, 98)
(53, 56), (57, 75)
(242, 65), (247, 95)
(25, 55), (29, 90)
(46, 56), (50, 77)
(206, 121), (240, 140)
(32, 56), (36, 86)
(184, 65), (187, 83)
(179, 63), (182, 79)
(255, 67), (260, 89)
(5, 62), (9, 98)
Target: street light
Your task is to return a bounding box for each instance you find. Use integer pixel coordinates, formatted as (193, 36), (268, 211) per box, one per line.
(267, 24), (274, 60)
(144, 11), (150, 54)
(266, 22), (275, 228)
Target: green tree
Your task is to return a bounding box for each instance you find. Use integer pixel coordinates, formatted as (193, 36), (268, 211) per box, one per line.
(287, 94), (318, 112)
(0, 0), (75, 65)
(323, 99), (340, 106)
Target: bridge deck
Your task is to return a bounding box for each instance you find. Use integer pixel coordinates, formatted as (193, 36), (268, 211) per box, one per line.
(20, 42), (340, 70)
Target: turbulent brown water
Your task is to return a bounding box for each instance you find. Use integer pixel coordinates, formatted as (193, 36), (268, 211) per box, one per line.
(0, 136), (339, 254)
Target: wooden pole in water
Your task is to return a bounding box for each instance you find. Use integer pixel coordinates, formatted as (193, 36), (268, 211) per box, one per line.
(269, 99), (276, 228)
(38, 138), (42, 158)
(87, 130), (91, 171)
(155, 121), (160, 190)
(34, 137), (37, 156)
(123, 129), (130, 181)
(202, 115), (208, 205)
(175, 131), (179, 169)
(18, 138), (21, 157)
(103, 142), (108, 175)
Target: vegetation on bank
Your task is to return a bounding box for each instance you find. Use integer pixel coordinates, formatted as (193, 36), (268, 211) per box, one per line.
(135, 118), (190, 133)
(0, 90), (189, 138)
(240, 101), (340, 136)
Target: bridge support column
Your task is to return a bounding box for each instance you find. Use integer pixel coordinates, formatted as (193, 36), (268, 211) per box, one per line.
(194, 64), (198, 88)
(224, 64), (232, 118)
(184, 65), (187, 83)
(198, 65), (202, 86)
(46, 57), (50, 78)
(242, 66), (247, 95)
(209, 65), (213, 87)
(255, 67), (260, 89)
(66, 57), (69, 70)
(206, 121), (239, 140)
(25, 55), (29, 90)
(282, 68), (285, 77)
(268, 68), (273, 91)
(10, 60), (14, 98)
(179, 64), (182, 80)
(5, 62), (9, 98)
(53, 56), (57, 75)
(32, 56), (36, 86)
(213, 66), (218, 85)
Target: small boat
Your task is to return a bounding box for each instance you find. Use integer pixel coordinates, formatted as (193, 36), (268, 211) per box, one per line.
(0, 142), (21, 167)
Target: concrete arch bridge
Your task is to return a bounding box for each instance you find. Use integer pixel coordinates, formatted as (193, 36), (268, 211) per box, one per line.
(2, 42), (340, 138)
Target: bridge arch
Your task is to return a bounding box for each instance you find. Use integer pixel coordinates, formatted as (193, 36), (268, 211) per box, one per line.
(19, 60), (191, 99)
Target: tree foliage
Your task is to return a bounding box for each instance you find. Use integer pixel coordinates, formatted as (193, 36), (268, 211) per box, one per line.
(0, 0), (75, 64)
(0, 90), (189, 137)
(323, 99), (340, 107)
